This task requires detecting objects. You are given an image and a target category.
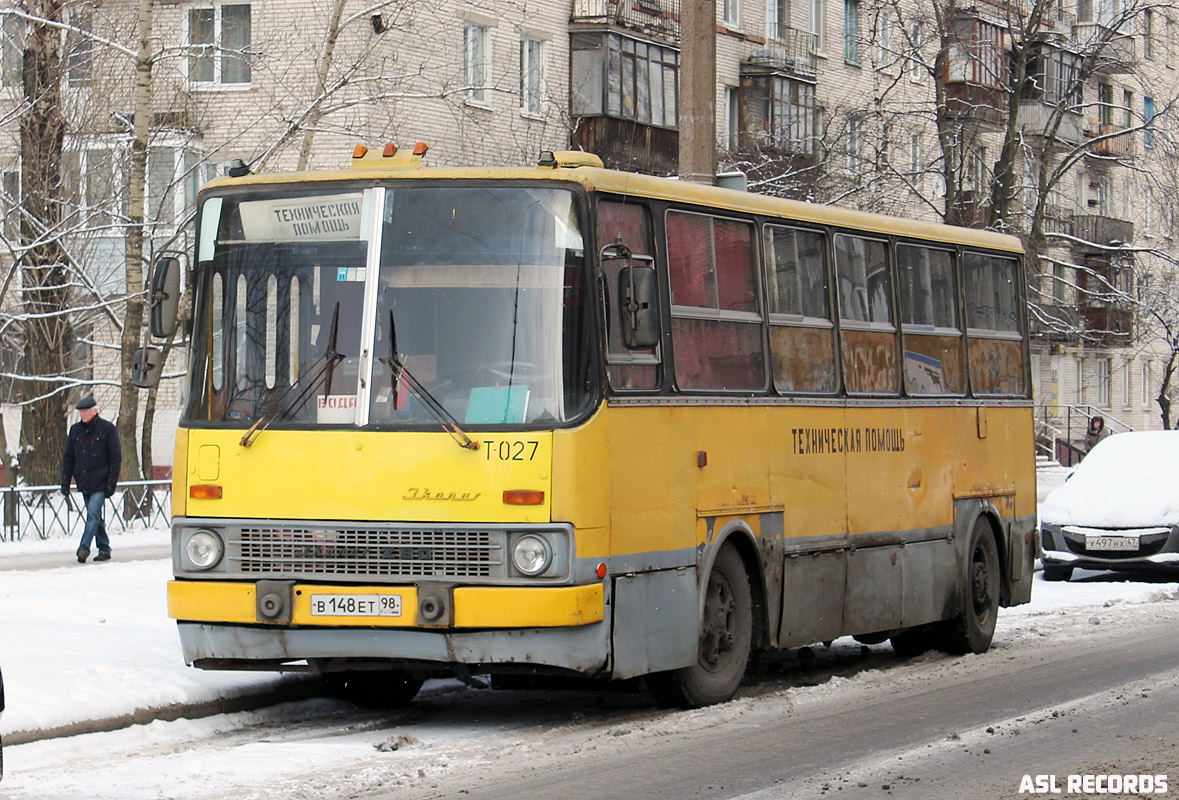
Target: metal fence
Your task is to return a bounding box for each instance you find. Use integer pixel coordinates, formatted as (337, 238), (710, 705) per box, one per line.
(0, 480), (172, 543)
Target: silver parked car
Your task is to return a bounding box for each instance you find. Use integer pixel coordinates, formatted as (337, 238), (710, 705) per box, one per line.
(1040, 431), (1179, 581)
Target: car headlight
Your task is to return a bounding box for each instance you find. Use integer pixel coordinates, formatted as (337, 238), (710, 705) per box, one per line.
(512, 534), (552, 576)
(184, 529), (224, 570)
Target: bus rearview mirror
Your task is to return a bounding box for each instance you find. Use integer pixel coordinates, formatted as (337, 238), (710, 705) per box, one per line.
(618, 262), (659, 349)
(149, 256), (182, 339)
(131, 347), (163, 388)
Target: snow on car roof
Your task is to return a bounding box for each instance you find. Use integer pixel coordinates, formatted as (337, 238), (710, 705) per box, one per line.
(1041, 431), (1179, 528)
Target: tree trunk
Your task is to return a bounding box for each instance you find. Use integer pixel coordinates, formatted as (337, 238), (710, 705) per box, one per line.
(18, 0), (73, 485)
(118, 0), (155, 503)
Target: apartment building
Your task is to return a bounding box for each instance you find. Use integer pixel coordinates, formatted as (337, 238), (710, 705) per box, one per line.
(0, 0), (1175, 472)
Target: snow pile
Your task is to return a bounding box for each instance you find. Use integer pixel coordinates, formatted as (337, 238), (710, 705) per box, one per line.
(1040, 431), (1179, 527)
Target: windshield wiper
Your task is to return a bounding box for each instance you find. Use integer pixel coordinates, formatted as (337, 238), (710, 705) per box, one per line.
(379, 309), (479, 451)
(241, 302), (345, 447)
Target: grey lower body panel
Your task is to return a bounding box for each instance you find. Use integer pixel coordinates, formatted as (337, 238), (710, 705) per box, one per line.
(177, 619), (612, 676)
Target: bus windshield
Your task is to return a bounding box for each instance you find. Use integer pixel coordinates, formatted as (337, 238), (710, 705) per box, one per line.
(185, 184), (595, 428)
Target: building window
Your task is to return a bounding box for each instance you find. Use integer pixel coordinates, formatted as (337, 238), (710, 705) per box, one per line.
(1145, 96), (1156, 147)
(844, 0), (860, 64)
(1122, 88), (1133, 127)
(740, 73), (816, 154)
(876, 9), (892, 68)
(724, 0), (741, 28)
(2, 14), (22, 88)
(843, 117), (858, 170)
(726, 85), (740, 150)
(810, 0), (825, 49)
(768, 0), (789, 39)
(908, 20), (923, 81)
(519, 37), (543, 115)
(1097, 83), (1113, 126)
(1053, 262), (1068, 302)
(1122, 360), (1132, 408)
(62, 144), (120, 231)
(188, 3), (251, 85)
(463, 22), (490, 104)
(66, 11), (93, 87)
(1, 169), (18, 239)
(1097, 357), (1111, 407)
(570, 32), (679, 129)
(1074, 357), (1083, 404)
(1144, 9), (1154, 59)
(1025, 45), (1081, 107)
(1143, 360), (1152, 407)
(946, 16), (1005, 88)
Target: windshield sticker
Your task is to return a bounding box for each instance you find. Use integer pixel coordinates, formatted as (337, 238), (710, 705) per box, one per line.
(238, 193), (364, 242)
(317, 394), (358, 424)
(336, 267), (366, 282)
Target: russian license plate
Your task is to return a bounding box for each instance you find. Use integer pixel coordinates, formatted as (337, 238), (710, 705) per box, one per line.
(1084, 536), (1139, 552)
(310, 594), (402, 617)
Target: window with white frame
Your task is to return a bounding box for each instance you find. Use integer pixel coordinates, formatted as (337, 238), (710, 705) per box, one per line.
(66, 11), (93, 87)
(519, 37), (543, 115)
(148, 143), (210, 228)
(724, 0), (741, 28)
(908, 20), (923, 81)
(1097, 357), (1110, 406)
(188, 3), (251, 85)
(876, 8), (892, 68)
(1142, 360), (1151, 406)
(1122, 360), (1132, 408)
(62, 143), (121, 231)
(844, 117), (858, 170)
(810, 0), (825, 49)
(2, 13), (22, 88)
(464, 22), (490, 104)
(1145, 9), (1155, 58)
(1075, 357), (1083, 403)
(768, 0), (789, 39)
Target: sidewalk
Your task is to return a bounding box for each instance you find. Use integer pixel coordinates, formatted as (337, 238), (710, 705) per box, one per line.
(0, 530), (310, 746)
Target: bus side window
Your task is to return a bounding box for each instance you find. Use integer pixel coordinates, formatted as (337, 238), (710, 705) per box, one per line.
(897, 244), (965, 396)
(667, 211), (765, 392)
(964, 252), (1025, 396)
(764, 225), (837, 394)
(598, 199), (660, 391)
(834, 233), (898, 394)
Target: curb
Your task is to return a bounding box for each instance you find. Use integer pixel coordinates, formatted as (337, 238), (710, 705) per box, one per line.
(5, 680), (320, 746)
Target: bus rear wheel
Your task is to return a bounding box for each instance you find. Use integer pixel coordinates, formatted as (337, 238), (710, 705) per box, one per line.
(941, 519), (1000, 655)
(647, 545), (753, 709)
(325, 669), (424, 709)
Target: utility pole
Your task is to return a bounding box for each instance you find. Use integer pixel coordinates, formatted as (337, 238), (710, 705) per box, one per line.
(680, 0), (717, 184)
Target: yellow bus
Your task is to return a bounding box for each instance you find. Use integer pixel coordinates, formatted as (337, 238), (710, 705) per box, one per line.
(149, 145), (1035, 709)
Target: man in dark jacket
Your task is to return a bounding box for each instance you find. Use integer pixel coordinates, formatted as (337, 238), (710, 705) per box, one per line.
(61, 396), (122, 563)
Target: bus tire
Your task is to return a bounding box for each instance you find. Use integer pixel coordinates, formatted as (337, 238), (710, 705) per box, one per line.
(647, 545), (753, 709)
(325, 669), (424, 709)
(1042, 564), (1074, 582)
(940, 519), (1000, 656)
(890, 624), (940, 657)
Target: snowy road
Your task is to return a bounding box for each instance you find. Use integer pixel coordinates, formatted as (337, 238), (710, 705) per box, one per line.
(4, 568), (1179, 800)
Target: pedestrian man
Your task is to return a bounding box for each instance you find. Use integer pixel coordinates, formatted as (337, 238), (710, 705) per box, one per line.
(61, 396), (122, 563)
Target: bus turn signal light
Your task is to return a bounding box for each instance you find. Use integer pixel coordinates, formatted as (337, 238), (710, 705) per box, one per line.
(503, 490), (544, 505)
(190, 485), (223, 500)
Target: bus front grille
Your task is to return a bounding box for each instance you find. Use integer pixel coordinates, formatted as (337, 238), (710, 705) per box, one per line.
(231, 526), (503, 579)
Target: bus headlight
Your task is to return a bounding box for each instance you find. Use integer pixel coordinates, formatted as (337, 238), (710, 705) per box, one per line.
(184, 529), (224, 570)
(512, 534), (552, 576)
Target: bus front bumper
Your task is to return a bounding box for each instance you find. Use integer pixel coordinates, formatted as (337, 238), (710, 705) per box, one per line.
(169, 580), (610, 675)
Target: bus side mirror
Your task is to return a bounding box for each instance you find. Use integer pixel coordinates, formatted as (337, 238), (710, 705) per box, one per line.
(149, 256), (182, 339)
(131, 347), (163, 388)
(618, 260), (659, 350)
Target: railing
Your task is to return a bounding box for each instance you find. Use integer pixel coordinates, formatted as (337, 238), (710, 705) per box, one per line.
(745, 27), (819, 79)
(1035, 404), (1135, 465)
(0, 480), (172, 543)
(571, 0), (681, 41)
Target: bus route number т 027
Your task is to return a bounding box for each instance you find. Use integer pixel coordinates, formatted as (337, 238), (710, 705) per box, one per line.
(483, 440), (540, 461)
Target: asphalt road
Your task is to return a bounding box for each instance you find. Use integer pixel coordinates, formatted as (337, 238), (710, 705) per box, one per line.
(372, 619), (1179, 800)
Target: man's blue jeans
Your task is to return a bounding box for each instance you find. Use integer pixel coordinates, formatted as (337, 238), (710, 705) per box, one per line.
(79, 491), (110, 554)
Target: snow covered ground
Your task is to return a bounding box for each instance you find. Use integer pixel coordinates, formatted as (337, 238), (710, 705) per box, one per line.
(2, 523), (1178, 798)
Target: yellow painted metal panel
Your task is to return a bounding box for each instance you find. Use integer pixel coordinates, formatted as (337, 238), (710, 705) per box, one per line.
(454, 584), (604, 628)
(197, 445), (220, 481)
(172, 428), (189, 519)
(169, 580), (257, 623)
(550, 405), (611, 558)
(182, 429), (552, 524)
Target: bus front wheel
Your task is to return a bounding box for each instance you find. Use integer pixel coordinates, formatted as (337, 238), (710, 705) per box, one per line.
(647, 545), (753, 709)
(941, 519), (1000, 655)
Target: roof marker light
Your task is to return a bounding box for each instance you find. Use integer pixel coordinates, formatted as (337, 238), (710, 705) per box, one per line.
(413, 142), (428, 155)
(383, 143), (398, 157)
(352, 145), (368, 159)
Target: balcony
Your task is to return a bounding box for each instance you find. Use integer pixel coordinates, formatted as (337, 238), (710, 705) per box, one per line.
(1072, 214), (1133, 246)
(1041, 206), (1074, 236)
(1085, 123), (1135, 158)
(571, 0), (680, 42)
(1072, 24), (1135, 72)
(1018, 101), (1084, 145)
(745, 28), (818, 80)
(572, 116), (678, 175)
(1079, 304), (1133, 343)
